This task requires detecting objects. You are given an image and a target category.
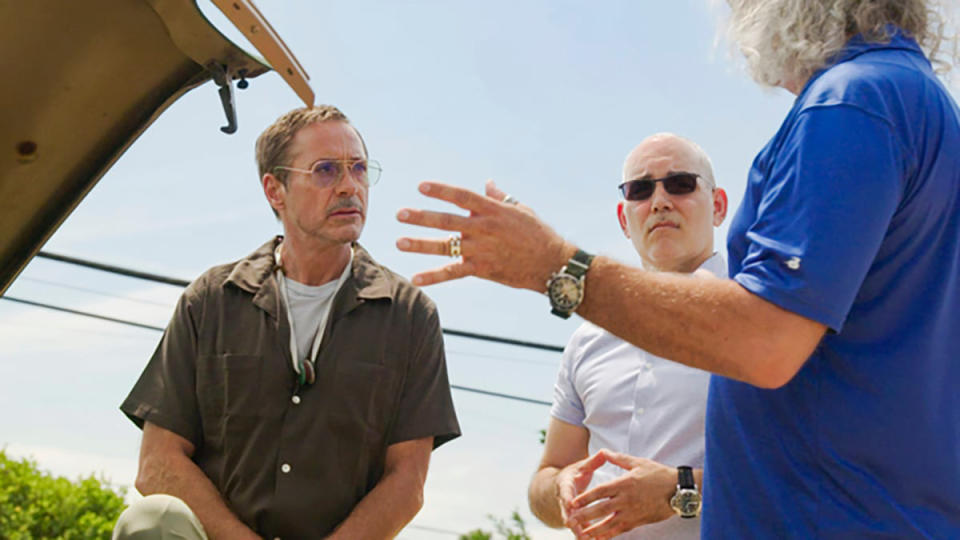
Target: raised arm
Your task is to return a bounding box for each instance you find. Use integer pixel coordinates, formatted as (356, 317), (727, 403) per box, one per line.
(577, 256), (825, 388)
(396, 181), (826, 388)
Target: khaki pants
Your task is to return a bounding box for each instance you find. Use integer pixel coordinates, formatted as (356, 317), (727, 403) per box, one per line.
(113, 494), (208, 540)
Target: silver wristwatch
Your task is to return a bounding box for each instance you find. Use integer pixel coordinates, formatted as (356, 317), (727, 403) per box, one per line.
(669, 465), (702, 518)
(546, 249), (594, 319)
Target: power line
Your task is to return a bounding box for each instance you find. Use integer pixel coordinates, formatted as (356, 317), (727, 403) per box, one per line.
(0, 295), (551, 407)
(36, 251), (190, 287)
(0, 320), (155, 341)
(446, 348), (557, 367)
(404, 524), (461, 537)
(442, 328), (563, 353)
(450, 384), (550, 406)
(3, 296), (164, 332)
(10, 275), (559, 367)
(34, 250), (565, 353)
(17, 276), (172, 307)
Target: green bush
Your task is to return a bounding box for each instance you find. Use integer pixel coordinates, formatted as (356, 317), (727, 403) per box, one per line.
(0, 449), (126, 539)
(460, 510), (531, 540)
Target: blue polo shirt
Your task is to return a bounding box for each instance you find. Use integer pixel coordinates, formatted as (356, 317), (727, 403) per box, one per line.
(705, 30), (960, 538)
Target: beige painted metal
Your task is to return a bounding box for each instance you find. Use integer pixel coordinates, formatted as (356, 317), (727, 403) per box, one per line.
(0, 0), (313, 295)
(210, 0), (314, 107)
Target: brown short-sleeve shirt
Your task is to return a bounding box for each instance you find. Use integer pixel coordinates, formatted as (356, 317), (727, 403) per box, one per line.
(121, 238), (461, 538)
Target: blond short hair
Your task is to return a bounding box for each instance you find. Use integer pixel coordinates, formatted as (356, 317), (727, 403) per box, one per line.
(255, 105), (366, 185)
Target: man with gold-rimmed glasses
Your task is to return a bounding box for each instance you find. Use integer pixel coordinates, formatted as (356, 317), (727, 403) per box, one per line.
(116, 106), (460, 539)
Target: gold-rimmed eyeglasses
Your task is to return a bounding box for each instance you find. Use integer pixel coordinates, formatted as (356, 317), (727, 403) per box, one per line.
(274, 158), (382, 188)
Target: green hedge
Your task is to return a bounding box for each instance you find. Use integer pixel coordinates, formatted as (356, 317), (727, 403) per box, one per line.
(0, 449), (126, 539)
(460, 510), (531, 540)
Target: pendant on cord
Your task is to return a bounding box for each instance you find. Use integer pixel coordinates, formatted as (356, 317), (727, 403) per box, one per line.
(298, 358), (316, 386)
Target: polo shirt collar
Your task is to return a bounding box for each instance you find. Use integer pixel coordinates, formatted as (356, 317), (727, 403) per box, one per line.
(805, 26), (926, 89)
(225, 236), (392, 319)
(840, 26), (923, 63)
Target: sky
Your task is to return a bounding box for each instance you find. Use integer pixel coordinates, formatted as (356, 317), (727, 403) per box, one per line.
(2, 1), (957, 538)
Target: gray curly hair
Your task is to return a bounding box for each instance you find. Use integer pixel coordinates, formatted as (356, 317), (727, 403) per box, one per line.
(725, 0), (959, 88)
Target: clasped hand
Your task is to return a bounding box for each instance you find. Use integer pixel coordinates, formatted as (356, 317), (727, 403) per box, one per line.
(555, 449), (676, 540)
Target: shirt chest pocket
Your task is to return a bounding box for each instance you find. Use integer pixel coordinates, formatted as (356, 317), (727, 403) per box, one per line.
(327, 362), (399, 434)
(197, 354), (264, 439)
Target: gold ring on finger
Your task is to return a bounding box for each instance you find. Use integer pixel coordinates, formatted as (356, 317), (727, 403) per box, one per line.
(448, 235), (462, 258)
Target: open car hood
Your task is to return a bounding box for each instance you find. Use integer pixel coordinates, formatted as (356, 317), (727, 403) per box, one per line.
(0, 0), (312, 294)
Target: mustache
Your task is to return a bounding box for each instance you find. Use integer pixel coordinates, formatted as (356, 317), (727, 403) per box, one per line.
(327, 197), (364, 214)
(646, 216), (679, 232)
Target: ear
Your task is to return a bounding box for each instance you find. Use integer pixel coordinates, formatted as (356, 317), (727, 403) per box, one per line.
(263, 173), (287, 215)
(617, 201), (630, 238)
(712, 187), (728, 227)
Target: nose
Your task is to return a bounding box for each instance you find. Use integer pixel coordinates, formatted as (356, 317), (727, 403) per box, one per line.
(649, 181), (674, 213)
(333, 164), (364, 196)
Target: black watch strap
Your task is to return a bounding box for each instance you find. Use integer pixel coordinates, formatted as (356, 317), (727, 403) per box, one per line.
(678, 466), (695, 489)
(565, 249), (595, 279)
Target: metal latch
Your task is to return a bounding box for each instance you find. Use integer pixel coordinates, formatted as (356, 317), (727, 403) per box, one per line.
(207, 63), (249, 134)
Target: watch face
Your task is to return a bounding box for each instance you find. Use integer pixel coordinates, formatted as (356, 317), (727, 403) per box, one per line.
(672, 489), (702, 517)
(548, 274), (582, 310)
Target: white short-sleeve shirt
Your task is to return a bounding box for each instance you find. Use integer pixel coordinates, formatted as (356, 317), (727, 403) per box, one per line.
(550, 253), (726, 540)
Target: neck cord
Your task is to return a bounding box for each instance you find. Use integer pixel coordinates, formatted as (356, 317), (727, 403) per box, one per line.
(274, 239), (353, 385)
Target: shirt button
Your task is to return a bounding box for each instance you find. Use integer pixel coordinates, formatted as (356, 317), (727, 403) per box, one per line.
(291, 395), (301, 405)
(785, 256), (802, 270)
(281, 463), (291, 474)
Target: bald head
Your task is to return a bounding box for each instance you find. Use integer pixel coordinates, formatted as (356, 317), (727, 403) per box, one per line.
(622, 133), (716, 187)
(617, 132), (727, 273)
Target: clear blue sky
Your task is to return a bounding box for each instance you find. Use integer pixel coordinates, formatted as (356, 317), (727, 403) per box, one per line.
(2, 1), (955, 537)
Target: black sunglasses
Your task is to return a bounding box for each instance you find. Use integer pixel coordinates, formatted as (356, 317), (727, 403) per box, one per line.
(618, 172), (700, 201)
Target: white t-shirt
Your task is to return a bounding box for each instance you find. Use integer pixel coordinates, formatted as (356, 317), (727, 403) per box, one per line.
(284, 277), (340, 362)
(277, 249), (354, 377)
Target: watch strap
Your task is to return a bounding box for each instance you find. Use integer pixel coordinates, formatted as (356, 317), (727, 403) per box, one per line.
(677, 466), (695, 489)
(564, 249), (595, 279)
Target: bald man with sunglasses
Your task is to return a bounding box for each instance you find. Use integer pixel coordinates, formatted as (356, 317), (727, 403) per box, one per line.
(527, 133), (727, 540)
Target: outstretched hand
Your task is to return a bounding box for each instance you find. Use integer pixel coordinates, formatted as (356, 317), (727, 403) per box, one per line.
(396, 180), (574, 290)
(564, 449), (677, 540)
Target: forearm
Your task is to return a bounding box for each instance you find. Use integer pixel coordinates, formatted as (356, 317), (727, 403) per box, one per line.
(528, 467), (565, 528)
(398, 182), (821, 386)
(576, 254), (822, 387)
(136, 450), (258, 540)
(326, 467), (425, 539)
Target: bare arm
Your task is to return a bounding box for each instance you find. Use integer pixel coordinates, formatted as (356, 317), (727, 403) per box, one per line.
(396, 181), (827, 388)
(326, 437), (433, 539)
(528, 418), (591, 528)
(578, 256), (826, 388)
(136, 422), (259, 540)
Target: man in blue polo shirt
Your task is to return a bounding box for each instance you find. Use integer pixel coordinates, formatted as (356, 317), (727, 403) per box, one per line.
(704, 4), (960, 537)
(396, 0), (960, 537)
